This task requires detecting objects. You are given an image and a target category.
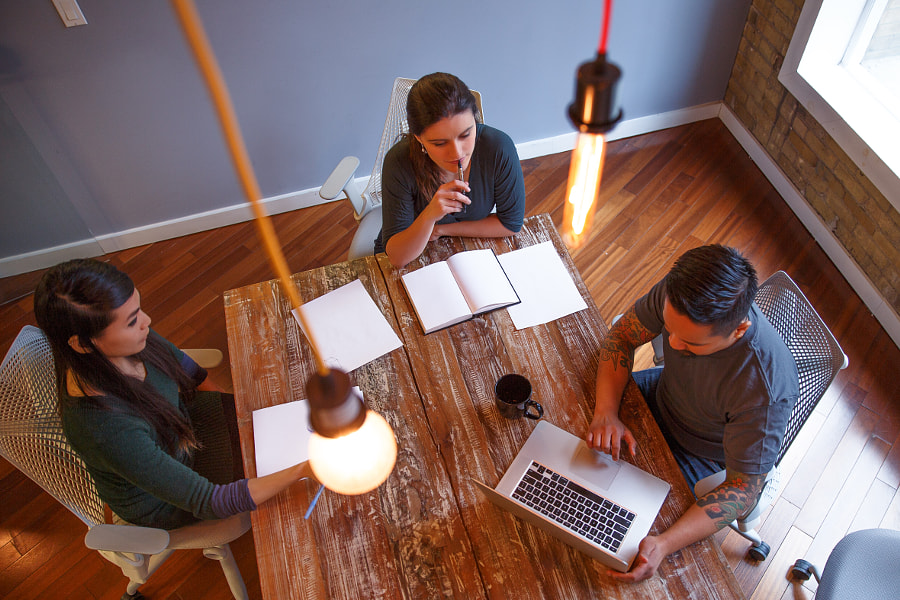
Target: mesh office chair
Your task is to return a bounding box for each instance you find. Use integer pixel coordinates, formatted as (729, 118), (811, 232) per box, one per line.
(0, 325), (251, 600)
(319, 76), (485, 260)
(791, 528), (900, 598)
(694, 270), (848, 560)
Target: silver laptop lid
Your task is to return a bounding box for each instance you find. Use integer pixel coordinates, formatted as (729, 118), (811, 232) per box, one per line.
(477, 420), (670, 571)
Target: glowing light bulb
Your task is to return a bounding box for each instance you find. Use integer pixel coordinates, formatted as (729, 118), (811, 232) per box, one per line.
(308, 409), (397, 495)
(562, 132), (607, 249)
(560, 48), (621, 251)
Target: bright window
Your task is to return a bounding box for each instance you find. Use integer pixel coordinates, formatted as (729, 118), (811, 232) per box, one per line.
(779, 0), (900, 208)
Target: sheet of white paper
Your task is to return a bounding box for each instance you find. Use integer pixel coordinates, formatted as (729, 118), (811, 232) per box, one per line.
(252, 388), (363, 477)
(498, 241), (588, 329)
(292, 279), (402, 372)
(252, 399), (312, 477)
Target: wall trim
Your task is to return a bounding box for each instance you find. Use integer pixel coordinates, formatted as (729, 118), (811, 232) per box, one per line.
(0, 187), (329, 278)
(93, 187), (329, 254)
(0, 238), (107, 280)
(717, 103), (900, 350)
(0, 102), (722, 278)
(514, 101), (722, 160)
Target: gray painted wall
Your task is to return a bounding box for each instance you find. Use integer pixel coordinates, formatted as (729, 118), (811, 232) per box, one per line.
(0, 0), (750, 265)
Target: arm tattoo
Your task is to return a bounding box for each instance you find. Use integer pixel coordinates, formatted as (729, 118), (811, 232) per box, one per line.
(697, 471), (767, 529)
(599, 307), (657, 373)
(598, 335), (635, 372)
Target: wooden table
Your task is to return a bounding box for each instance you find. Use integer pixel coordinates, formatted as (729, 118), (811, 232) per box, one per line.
(223, 213), (744, 599)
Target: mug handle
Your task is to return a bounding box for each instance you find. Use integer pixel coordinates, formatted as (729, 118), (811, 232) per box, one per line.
(523, 400), (543, 420)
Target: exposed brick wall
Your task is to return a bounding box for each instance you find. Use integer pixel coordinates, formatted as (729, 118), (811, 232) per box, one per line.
(725, 0), (900, 313)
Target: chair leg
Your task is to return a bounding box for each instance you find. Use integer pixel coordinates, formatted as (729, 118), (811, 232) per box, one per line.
(728, 521), (770, 560)
(203, 543), (249, 600)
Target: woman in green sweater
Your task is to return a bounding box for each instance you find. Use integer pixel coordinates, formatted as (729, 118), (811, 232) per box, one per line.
(34, 258), (312, 529)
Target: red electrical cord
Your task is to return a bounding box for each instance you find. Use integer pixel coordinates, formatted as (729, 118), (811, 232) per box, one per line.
(597, 0), (614, 55)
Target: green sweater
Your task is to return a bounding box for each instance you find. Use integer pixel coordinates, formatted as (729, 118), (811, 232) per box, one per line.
(60, 336), (233, 529)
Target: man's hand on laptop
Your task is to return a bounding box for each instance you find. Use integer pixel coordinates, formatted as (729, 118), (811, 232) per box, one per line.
(586, 411), (637, 461)
(607, 535), (666, 582)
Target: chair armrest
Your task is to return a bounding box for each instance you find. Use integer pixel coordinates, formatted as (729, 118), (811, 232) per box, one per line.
(320, 156), (360, 200)
(85, 523), (170, 555)
(694, 470), (726, 497)
(320, 156), (366, 217)
(182, 348), (224, 369)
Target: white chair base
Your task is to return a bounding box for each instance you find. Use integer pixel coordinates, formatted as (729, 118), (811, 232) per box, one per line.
(348, 205), (383, 261)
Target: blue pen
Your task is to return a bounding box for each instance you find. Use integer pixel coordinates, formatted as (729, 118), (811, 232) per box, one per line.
(304, 483), (325, 519)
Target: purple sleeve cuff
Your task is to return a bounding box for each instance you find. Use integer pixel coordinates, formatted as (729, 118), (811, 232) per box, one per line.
(210, 479), (257, 518)
(179, 353), (209, 387)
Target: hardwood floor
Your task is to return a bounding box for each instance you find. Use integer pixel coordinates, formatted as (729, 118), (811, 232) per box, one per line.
(1, 118), (898, 599)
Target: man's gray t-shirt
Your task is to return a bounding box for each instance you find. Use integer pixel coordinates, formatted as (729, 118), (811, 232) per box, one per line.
(634, 280), (799, 475)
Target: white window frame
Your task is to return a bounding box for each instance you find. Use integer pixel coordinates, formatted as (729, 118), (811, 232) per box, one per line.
(779, 0), (900, 210)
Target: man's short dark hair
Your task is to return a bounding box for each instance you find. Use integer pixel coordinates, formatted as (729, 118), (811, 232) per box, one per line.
(665, 245), (758, 336)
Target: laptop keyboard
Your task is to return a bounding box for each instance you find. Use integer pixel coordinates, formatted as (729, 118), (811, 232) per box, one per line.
(511, 461), (635, 553)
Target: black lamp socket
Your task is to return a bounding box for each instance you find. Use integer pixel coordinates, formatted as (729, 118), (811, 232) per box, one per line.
(568, 53), (623, 134)
(306, 368), (366, 438)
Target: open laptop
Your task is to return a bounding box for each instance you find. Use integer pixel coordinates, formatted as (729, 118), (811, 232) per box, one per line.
(474, 420), (670, 572)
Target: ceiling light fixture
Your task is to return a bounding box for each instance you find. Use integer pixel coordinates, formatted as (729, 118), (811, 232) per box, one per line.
(171, 0), (397, 497)
(561, 0), (622, 250)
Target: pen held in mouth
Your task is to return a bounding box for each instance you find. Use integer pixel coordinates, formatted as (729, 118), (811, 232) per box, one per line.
(457, 159), (468, 214)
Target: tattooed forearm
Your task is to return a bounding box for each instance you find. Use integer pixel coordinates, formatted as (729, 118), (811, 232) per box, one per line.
(696, 471), (767, 529)
(599, 307), (657, 373)
(599, 337), (634, 372)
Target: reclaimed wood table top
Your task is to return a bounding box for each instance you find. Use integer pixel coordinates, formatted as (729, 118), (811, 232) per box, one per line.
(223, 213), (744, 599)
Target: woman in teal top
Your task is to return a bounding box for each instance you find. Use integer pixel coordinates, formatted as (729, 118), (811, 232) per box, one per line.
(34, 258), (313, 530)
(376, 72), (526, 268)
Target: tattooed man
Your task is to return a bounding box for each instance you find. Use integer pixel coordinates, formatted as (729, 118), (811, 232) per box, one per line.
(586, 245), (799, 582)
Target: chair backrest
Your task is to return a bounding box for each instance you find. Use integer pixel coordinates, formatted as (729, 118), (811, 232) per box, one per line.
(0, 325), (105, 527)
(755, 271), (848, 466)
(361, 77), (485, 213)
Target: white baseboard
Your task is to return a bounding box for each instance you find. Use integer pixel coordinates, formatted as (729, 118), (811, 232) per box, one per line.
(0, 102), (721, 279)
(514, 102), (722, 160)
(93, 187), (332, 253)
(0, 187), (333, 278)
(717, 104), (900, 349)
(0, 239), (107, 279)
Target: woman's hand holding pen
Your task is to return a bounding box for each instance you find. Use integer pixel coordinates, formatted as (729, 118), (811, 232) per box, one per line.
(385, 172), (470, 268)
(422, 179), (471, 224)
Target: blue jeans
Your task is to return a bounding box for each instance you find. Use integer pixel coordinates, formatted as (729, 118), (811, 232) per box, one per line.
(632, 368), (724, 492)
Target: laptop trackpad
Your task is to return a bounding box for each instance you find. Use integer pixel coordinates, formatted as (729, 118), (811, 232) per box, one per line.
(569, 445), (621, 490)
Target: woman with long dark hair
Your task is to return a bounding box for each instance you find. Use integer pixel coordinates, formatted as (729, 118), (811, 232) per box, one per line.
(34, 258), (312, 529)
(376, 72), (526, 268)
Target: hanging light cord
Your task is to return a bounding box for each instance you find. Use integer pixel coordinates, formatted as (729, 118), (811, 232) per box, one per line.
(171, 0), (330, 376)
(597, 0), (614, 55)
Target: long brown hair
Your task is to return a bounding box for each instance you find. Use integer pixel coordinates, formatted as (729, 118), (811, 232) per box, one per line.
(34, 258), (200, 456)
(406, 72), (479, 201)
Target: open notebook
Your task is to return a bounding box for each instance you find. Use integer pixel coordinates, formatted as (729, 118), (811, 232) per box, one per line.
(474, 421), (670, 572)
(401, 248), (520, 334)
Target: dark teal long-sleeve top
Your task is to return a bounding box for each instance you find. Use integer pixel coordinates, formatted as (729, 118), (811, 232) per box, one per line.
(60, 333), (249, 529)
(375, 123), (526, 253)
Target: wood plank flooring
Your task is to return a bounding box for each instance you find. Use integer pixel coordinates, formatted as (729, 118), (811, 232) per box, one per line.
(1, 118), (898, 599)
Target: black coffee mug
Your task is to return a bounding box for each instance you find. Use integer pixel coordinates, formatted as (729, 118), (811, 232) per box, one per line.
(494, 374), (543, 420)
